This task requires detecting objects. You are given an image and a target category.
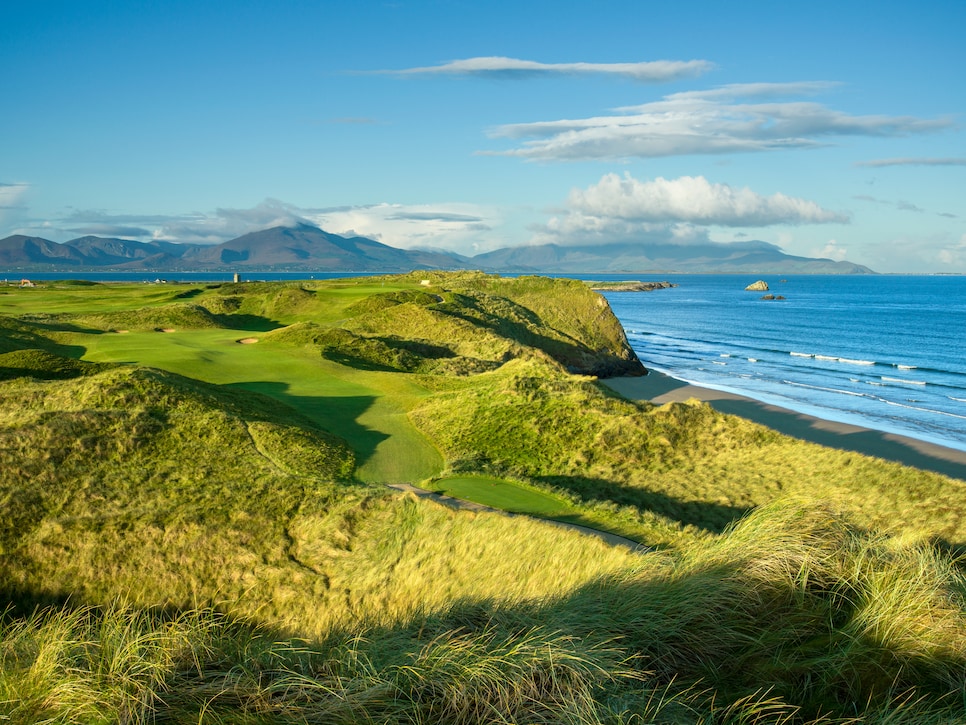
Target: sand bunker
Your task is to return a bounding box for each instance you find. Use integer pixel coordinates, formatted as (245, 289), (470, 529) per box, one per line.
(237, 337), (259, 344)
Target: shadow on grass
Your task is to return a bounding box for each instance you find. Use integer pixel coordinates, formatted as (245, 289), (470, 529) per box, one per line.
(535, 473), (750, 535)
(5, 512), (966, 722)
(0, 320), (89, 359)
(223, 380), (389, 470)
(211, 313), (285, 332)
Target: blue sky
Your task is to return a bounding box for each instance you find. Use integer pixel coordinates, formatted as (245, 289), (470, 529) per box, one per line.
(2, 0), (964, 272)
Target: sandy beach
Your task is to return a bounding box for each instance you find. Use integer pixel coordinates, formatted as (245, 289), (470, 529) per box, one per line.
(604, 370), (966, 482)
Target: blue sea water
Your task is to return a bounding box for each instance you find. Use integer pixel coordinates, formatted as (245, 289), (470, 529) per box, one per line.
(602, 275), (966, 453)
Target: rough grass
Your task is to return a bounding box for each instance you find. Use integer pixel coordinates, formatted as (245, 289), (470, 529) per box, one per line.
(410, 356), (966, 550)
(5, 274), (966, 723)
(5, 502), (966, 723)
(0, 357), (637, 636)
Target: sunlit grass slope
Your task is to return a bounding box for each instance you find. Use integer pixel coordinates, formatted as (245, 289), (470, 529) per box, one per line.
(411, 355), (966, 550)
(5, 503), (966, 724)
(4, 274), (966, 723)
(0, 358), (638, 638)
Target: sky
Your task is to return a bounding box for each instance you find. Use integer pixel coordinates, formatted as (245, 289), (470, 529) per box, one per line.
(2, 0), (964, 273)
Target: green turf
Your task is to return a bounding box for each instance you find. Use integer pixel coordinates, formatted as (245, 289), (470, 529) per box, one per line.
(428, 475), (573, 516)
(78, 328), (443, 483)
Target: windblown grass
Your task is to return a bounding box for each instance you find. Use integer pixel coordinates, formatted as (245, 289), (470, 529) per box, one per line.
(410, 356), (966, 549)
(4, 502), (966, 723)
(5, 274), (966, 722)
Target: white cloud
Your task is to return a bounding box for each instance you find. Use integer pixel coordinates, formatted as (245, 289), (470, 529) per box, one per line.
(310, 202), (501, 254)
(566, 173), (849, 226)
(530, 174), (850, 250)
(383, 56), (714, 82)
(14, 198), (508, 253)
(813, 239), (848, 262)
(938, 234), (966, 267)
(485, 83), (952, 161)
(856, 157), (966, 168)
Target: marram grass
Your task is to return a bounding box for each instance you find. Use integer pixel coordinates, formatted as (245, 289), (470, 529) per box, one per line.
(3, 503), (966, 723)
(5, 274), (966, 723)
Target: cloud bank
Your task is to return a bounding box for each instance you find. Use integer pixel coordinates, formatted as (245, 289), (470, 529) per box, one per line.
(383, 56), (714, 82)
(534, 173), (847, 248)
(36, 200), (502, 254)
(567, 174), (848, 226)
(486, 83), (951, 161)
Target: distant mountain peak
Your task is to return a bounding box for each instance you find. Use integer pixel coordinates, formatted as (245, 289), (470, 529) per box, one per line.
(0, 230), (874, 274)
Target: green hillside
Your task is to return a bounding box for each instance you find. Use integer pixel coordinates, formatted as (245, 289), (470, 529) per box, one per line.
(2, 274), (966, 723)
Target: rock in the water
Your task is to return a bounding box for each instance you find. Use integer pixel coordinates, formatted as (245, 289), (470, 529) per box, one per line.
(745, 280), (769, 291)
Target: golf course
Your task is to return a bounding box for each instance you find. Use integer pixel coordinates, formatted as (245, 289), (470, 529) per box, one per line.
(3, 272), (966, 723)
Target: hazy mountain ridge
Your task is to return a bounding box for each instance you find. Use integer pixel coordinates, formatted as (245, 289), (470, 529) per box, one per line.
(0, 224), (874, 273)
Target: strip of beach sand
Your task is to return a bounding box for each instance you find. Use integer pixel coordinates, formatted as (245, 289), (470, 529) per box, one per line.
(604, 370), (966, 482)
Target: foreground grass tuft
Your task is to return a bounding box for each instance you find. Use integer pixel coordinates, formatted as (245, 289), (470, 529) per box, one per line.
(3, 503), (966, 723)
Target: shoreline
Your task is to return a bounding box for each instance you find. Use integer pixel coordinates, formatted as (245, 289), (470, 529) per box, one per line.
(604, 370), (966, 482)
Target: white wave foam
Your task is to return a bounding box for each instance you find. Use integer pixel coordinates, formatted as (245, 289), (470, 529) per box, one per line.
(950, 397), (966, 403)
(799, 352), (876, 366)
(882, 376), (926, 386)
(748, 358), (758, 363)
(720, 353), (731, 358)
(878, 398), (966, 421)
(897, 364), (917, 370)
(783, 380), (866, 397)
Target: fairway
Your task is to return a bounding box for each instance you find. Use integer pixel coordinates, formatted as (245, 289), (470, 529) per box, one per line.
(78, 326), (443, 483)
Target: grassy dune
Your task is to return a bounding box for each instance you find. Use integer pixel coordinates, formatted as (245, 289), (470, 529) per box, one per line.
(3, 274), (966, 722)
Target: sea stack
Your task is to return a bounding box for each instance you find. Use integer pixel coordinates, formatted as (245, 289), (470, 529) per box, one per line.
(745, 280), (769, 291)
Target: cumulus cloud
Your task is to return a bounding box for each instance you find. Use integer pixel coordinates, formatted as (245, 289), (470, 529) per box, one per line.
(566, 173), (848, 226)
(381, 56), (714, 82)
(531, 173), (848, 249)
(855, 157), (966, 167)
(485, 83), (952, 161)
(938, 234), (966, 267)
(813, 239), (848, 262)
(312, 202), (501, 253)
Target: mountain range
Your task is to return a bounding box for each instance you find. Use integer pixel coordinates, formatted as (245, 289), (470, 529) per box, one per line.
(0, 223), (873, 274)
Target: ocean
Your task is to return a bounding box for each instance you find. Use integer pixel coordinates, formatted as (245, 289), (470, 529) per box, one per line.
(602, 275), (966, 453)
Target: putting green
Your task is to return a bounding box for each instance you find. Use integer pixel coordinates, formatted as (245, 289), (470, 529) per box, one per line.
(428, 475), (573, 517)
